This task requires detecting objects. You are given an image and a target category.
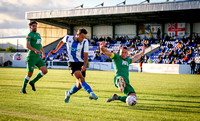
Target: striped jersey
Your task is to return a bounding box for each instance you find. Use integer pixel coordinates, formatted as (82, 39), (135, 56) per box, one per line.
(62, 35), (89, 62)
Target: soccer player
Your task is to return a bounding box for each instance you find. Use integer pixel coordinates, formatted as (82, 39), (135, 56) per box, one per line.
(21, 21), (48, 94)
(50, 28), (98, 103)
(100, 41), (145, 105)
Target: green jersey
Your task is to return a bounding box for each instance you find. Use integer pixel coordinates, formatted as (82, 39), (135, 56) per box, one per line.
(111, 53), (133, 80)
(26, 31), (42, 57)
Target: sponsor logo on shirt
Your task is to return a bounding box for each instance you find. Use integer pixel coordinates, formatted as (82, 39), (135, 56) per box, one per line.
(69, 47), (80, 52)
(122, 60), (128, 66)
(36, 39), (41, 44)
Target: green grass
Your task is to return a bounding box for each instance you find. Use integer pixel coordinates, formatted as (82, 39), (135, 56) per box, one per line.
(0, 67), (200, 121)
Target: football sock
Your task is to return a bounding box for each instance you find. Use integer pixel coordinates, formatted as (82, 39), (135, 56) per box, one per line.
(118, 96), (127, 103)
(69, 84), (80, 95)
(81, 81), (93, 94)
(22, 75), (30, 91)
(30, 72), (44, 84)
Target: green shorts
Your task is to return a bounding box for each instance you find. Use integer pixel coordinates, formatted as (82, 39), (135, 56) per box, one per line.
(114, 76), (135, 96)
(26, 56), (46, 72)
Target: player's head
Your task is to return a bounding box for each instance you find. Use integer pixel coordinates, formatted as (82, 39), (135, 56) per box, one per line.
(119, 47), (128, 59)
(77, 28), (88, 42)
(29, 20), (37, 33)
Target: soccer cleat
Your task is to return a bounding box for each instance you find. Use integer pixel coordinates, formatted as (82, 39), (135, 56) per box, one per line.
(89, 92), (98, 100)
(107, 94), (118, 102)
(64, 91), (70, 103)
(20, 89), (27, 94)
(29, 82), (36, 91)
(118, 77), (126, 92)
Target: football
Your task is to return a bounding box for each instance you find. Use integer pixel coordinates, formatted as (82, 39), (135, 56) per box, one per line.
(126, 95), (137, 106)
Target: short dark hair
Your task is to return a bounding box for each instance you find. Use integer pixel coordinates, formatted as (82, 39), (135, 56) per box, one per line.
(29, 20), (37, 26)
(123, 47), (128, 50)
(77, 28), (88, 35)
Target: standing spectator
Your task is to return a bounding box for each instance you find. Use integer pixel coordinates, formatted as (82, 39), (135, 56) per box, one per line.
(139, 55), (144, 72)
(190, 58), (196, 74)
(157, 28), (161, 39)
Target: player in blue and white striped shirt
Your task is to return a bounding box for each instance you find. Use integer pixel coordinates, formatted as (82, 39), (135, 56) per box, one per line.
(50, 28), (98, 103)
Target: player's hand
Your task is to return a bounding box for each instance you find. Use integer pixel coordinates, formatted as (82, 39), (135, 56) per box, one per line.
(81, 66), (86, 72)
(50, 50), (56, 54)
(100, 41), (107, 48)
(42, 53), (45, 59)
(35, 50), (40, 54)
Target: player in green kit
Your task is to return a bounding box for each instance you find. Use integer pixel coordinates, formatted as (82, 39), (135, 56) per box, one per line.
(100, 41), (145, 106)
(20, 21), (48, 94)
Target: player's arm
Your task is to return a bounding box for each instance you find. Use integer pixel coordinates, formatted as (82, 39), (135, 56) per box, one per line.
(100, 41), (112, 57)
(81, 52), (88, 72)
(131, 45), (145, 63)
(81, 40), (89, 72)
(50, 40), (64, 54)
(26, 42), (40, 54)
(41, 45), (45, 59)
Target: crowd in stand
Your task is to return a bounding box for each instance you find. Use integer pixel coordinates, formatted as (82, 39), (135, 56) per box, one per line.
(51, 34), (200, 68)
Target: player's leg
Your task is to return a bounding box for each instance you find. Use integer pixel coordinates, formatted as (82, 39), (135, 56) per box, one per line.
(73, 71), (98, 100)
(29, 58), (47, 91)
(118, 82), (136, 103)
(21, 57), (35, 93)
(65, 81), (81, 103)
(21, 72), (33, 93)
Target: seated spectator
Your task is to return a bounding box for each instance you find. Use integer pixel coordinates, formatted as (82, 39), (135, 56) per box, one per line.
(157, 57), (162, 64)
(147, 57), (152, 63)
(55, 53), (60, 59)
(168, 57), (174, 64)
(64, 51), (67, 56)
(125, 39), (132, 47)
(167, 42), (173, 48)
(60, 52), (67, 61)
(158, 52), (164, 59)
(183, 54), (189, 62)
(136, 39), (141, 46)
(185, 39), (192, 46)
(177, 42), (181, 48)
(95, 47), (100, 54)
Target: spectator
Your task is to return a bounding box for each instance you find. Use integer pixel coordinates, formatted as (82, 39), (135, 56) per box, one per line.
(157, 28), (161, 39)
(147, 57), (152, 63)
(139, 55), (144, 72)
(64, 51), (67, 56)
(168, 57), (173, 64)
(55, 53), (60, 59)
(190, 58), (196, 74)
(125, 39), (132, 47)
(60, 52), (67, 61)
(167, 42), (173, 48)
(144, 55), (148, 63)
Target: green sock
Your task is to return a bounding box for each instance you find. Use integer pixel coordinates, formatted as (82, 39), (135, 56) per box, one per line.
(22, 76), (30, 91)
(30, 72), (44, 84)
(118, 96), (127, 103)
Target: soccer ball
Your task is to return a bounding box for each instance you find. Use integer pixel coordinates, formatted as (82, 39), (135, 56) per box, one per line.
(126, 95), (137, 106)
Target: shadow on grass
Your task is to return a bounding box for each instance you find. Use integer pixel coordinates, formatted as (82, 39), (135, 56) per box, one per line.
(138, 92), (200, 98)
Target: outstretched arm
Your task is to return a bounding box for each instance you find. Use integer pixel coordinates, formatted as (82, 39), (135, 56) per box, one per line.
(131, 45), (145, 63)
(50, 40), (64, 54)
(100, 41), (112, 57)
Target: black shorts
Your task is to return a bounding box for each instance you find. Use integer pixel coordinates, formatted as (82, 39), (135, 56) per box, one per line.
(68, 62), (86, 77)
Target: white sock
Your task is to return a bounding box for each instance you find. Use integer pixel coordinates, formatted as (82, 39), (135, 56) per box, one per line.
(25, 75), (30, 80)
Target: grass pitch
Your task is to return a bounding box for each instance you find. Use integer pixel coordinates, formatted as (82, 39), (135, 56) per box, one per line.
(0, 67), (200, 121)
